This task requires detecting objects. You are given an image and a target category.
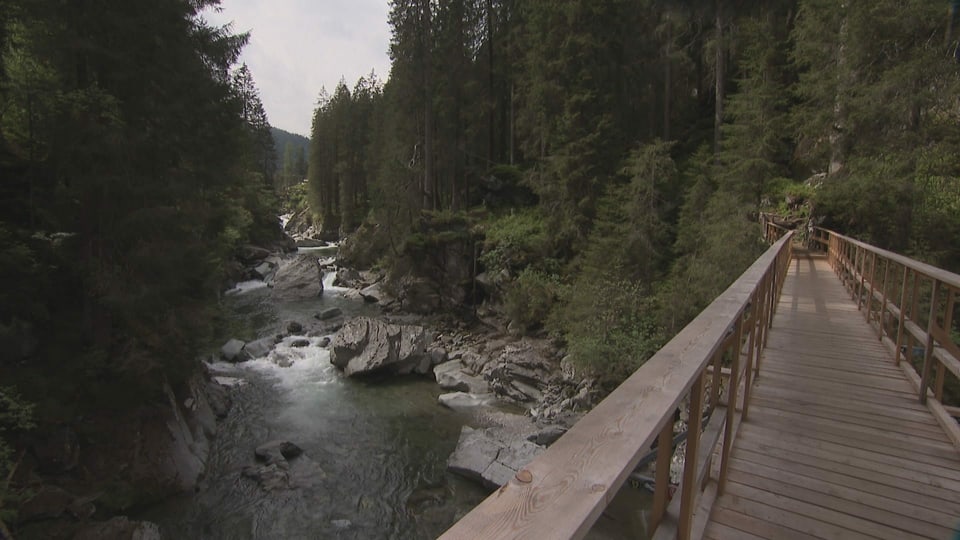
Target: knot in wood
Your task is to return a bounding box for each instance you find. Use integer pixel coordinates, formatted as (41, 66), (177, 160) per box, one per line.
(515, 469), (533, 483)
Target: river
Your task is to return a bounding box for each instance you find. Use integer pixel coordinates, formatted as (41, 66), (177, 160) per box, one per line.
(141, 251), (489, 539)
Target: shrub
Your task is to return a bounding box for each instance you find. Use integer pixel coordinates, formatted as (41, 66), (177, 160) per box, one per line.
(505, 268), (560, 332)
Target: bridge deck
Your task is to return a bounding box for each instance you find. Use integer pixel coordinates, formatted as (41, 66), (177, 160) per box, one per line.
(704, 253), (960, 540)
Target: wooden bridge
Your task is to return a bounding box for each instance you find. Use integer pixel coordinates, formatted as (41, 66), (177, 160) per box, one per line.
(441, 226), (960, 539)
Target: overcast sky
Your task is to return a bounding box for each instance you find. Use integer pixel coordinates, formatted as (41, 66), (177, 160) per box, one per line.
(205, 0), (392, 136)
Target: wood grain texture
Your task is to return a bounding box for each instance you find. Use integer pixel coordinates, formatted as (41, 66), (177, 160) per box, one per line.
(705, 254), (960, 540)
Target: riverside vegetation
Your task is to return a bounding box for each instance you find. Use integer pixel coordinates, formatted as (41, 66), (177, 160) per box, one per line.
(3, 0), (960, 538)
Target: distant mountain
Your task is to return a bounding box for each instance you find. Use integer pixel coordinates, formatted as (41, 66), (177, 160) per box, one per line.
(271, 127), (309, 172)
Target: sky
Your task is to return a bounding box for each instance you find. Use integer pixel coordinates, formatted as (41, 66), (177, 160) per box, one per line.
(205, 0), (392, 136)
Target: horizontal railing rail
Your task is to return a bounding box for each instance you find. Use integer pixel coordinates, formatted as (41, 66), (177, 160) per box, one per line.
(441, 232), (795, 540)
(811, 227), (960, 449)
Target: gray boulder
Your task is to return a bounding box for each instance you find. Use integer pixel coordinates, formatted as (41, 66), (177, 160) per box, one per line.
(252, 262), (274, 280)
(447, 427), (544, 488)
(269, 253), (324, 300)
(316, 307), (343, 320)
(433, 361), (490, 394)
(255, 440), (303, 464)
(330, 317), (428, 377)
(220, 339), (245, 362)
(438, 392), (497, 409)
(241, 337), (275, 360)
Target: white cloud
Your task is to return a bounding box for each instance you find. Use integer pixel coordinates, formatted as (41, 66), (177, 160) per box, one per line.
(206, 0), (391, 136)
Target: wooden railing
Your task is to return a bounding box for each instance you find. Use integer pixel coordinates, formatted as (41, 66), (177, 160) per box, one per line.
(760, 213), (791, 244)
(441, 232), (795, 540)
(810, 228), (960, 449)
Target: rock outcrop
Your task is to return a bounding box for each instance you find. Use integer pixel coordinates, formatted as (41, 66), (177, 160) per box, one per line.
(268, 252), (325, 300)
(446, 426), (544, 488)
(329, 317), (435, 376)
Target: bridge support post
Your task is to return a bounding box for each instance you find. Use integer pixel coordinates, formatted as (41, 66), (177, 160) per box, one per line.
(919, 280), (941, 404)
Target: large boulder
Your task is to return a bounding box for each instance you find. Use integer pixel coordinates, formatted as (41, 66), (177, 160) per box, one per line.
(268, 253), (324, 300)
(433, 360), (489, 394)
(484, 341), (556, 403)
(447, 427), (544, 488)
(241, 337), (275, 360)
(220, 339), (245, 362)
(438, 392), (497, 410)
(329, 317), (429, 376)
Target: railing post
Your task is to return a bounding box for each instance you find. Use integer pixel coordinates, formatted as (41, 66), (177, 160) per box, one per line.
(718, 309), (744, 496)
(919, 280), (941, 404)
(742, 290), (759, 422)
(678, 373), (705, 540)
(865, 252), (877, 324)
(894, 267), (910, 365)
(650, 416), (674, 532)
(878, 258), (891, 340)
(935, 290), (955, 401)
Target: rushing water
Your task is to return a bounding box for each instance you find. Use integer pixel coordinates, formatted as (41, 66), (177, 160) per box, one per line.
(142, 255), (488, 539)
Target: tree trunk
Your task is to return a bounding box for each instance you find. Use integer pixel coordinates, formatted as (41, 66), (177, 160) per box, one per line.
(422, 0), (435, 210)
(714, 0), (724, 159)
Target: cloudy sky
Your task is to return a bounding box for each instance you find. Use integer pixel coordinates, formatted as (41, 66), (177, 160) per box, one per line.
(206, 0), (392, 136)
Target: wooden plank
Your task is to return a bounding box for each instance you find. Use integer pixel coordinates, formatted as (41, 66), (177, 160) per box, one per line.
(709, 506), (817, 540)
(732, 443), (960, 504)
(738, 414), (960, 469)
(745, 408), (957, 458)
(749, 396), (950, 439)
(736, 425), (960, 489)
(728, 457), (960, 529)
(712, 493), (877, 540)
(728, 449), (960, 515)
(703, 521), (768, 540)
(742, 423), (960, 481)
(722, 479), (931, 540)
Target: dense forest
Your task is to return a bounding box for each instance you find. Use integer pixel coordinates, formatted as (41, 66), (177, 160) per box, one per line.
(306, 0), (960, 381)
(0, 0), (284, 524)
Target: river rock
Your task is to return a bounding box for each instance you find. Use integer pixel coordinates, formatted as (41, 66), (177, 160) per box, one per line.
(438, 392), (497, 409)
(239, 244), (271, 264)
(334, 267), (363, 288)
(286, 321), (304, 334)
(243, 445), (325, 491)
(359, 283), (383, 303)
(433, 361), (490, 394)
(269, 253), (324, 300)
(241, 337), (274, 360)
(316, 307), (343, 320)
(484, 341), (555, 403)
(290, 338), (310, 348)
(447, 427), (544, 488)
(330, 317), (428, 377)
(72, 516), (162, 540)
(252, 262), (274, 280)
(527, 425), (567, 446)
(255, 440), (303, 464)
(220, 338), (246, 362)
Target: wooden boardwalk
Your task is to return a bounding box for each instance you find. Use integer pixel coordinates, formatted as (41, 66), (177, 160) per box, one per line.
(704, 252), (960, 539)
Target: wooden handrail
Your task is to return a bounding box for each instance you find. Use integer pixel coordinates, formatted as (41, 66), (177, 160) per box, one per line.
(441, 232), (795, 540)
(813, 227), (960, 450)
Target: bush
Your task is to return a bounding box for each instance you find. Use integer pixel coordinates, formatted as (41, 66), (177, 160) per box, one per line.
(505, 268), (560, 332)
(549, 278), (662, 384)
(480, 208), (553, 275)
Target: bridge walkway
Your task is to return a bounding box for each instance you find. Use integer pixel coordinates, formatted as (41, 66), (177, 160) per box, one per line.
(703, 252), (960, 539)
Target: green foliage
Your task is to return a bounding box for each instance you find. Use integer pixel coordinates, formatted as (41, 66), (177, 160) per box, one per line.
(505, 268), (560, 333)
(479, 208), (552, 275)
(549, 279), (662, 385)
(0, 386), (34, 523)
